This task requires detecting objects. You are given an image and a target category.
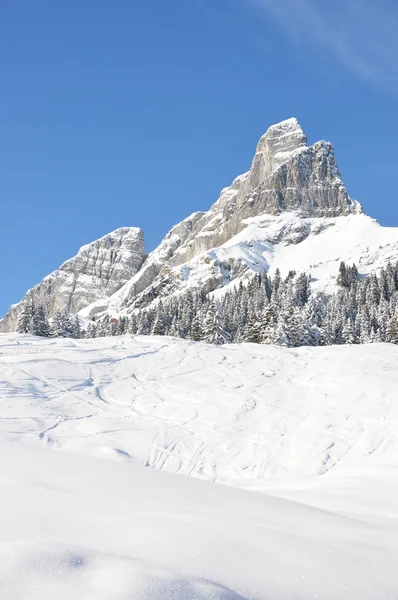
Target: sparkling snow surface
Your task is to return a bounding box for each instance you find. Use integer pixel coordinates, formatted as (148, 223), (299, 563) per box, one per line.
(0, 334), (397, 599)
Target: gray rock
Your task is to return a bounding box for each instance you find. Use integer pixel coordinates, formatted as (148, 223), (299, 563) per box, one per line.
(167, 118), (358, 267)
(2, 118), (363, 328)
(0, 227), (146, 332)
(90, 118), (359, 315)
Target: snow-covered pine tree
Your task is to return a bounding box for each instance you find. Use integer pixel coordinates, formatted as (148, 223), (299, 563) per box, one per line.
(72, 315), (81, 339)
(243, 307), (262, 343)
(86, 321), (98, 338)
(51, 307), (74, 338)
(151, 301), (168, 336)
(203, 300), (228, 345)
(337, 261), (349, 288)
(259, 302), (278, 344)
(386, 312), (398, 344)
(294, 272), (311, 306)
(16, 300), (35, 334)
(189, 312), (203, 342)
(341, 318), (356, 345)
(137, 310), (152, 335)
(32, 304), (50, 337)
(117, 316), (129, 336)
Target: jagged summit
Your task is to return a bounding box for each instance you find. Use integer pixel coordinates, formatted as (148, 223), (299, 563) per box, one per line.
(255, 117), (308, 171)
(2, 117), (397, 331)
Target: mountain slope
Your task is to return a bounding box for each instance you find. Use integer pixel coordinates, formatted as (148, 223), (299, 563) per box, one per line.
(1, 334), (397, 483)
(82, 117), (366, 317)
(2, 117), (398, 328)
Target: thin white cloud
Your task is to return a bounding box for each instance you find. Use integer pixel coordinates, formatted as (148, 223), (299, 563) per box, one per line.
(247, 0), (398, 90)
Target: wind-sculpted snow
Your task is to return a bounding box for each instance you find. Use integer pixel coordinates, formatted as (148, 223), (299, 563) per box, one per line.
(0, 335), (398, 599)
(1, 334), (397, 482)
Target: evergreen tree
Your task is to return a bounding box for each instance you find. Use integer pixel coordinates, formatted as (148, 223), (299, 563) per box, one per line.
(341, 318), (356, 345)
(51, 308), (74, 338)
(137, 311), (151, 335)
(258, 301), (277, 344)
(386, 312), (398, 344)
(72, 315), (81, 339)
(151, 301), (167, 336)
(189, 313), (203, 342)
(243, 308), (262, 343)
(16, 300), (35, 334)
(32, 304), (50, 337)
(337, 261), (349, 288)
(203, 300), (228, 345)
(86, 321), (98, 338)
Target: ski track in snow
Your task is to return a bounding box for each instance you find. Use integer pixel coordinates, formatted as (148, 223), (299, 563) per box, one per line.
(1, 334), (398, 483)
(1, 334), (398, 599)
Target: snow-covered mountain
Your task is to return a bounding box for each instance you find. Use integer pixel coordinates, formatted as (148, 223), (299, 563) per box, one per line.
(2, 117), (398, 329)
(0, 227), (146, 331)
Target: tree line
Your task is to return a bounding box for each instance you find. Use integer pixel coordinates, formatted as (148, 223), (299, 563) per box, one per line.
(16, 261), (398, 346)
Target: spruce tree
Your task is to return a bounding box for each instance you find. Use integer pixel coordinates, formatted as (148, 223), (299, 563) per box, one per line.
(189, 313), (203, 342)
(16, 301), (35, 334)
(32, 304), (50, 337)
(337, 261), (349, 288)
(203, 300), (228, 345)
(386, 313), (398, 344)
(51, 307), (73, 338)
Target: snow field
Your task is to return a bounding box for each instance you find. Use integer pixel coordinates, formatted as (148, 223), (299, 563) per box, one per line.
(0, 333), (398, 599)
(1, 334), (397, 482)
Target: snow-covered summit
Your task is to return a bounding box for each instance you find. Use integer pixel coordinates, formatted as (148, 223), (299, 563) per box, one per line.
(255, 117), (308, 171)
(78, 118), (373, 318)
(1, 117), (397, 327)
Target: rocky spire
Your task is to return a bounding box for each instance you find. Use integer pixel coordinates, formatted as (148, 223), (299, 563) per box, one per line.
(1, 118), (364, 330)
(164, 118), (359, 267)
(255, 117), (308, 173)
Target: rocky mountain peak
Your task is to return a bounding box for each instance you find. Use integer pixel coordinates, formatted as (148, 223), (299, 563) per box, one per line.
(255, 117), (307, 172)
(1, 118), (368, 331)
(0, 226), (147, 332)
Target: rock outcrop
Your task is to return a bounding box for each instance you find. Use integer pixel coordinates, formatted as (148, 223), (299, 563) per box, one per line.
(0, 227), (146, 332)
(2, 117), (370, 329)
(80, 117), (360, 316)
(166, 118), (358, 267)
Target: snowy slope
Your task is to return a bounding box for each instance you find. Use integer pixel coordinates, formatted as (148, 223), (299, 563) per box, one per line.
(1, 334), (398, 599)
(1, 438), (397, 600)
(214, 211), (398, 295)
(1, 334), (397, 482)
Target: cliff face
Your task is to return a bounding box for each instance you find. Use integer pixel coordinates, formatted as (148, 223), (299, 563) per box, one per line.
(80, 117), (360, 317)
(166, 118), (357, 267)
(2, 117), (368, 329)
(0, 227), (146, 332)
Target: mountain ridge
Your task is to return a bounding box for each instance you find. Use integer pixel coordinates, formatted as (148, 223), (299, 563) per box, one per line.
(1, 117), (397, 330)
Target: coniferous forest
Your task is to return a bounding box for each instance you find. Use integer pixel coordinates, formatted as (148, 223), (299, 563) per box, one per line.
(16, 261), (398, 346)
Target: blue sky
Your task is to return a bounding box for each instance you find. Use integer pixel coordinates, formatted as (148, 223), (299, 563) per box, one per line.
(1, 0), (398, 316)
